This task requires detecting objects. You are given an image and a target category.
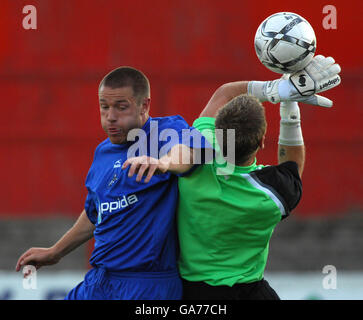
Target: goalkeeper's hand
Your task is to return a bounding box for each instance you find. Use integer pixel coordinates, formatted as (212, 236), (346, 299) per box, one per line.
(249, 55), (341, 107)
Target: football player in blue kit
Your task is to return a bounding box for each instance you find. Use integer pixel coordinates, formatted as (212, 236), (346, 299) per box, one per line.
(15, 66), (210, 300)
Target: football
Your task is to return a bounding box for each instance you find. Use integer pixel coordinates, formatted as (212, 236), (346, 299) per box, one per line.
(254, 12), (316, 74)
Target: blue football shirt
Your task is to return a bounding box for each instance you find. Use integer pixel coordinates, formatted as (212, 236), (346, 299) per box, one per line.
(84, 115), (207, 273)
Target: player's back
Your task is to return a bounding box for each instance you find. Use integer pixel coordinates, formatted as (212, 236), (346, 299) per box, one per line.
(177, 117), (302, 286)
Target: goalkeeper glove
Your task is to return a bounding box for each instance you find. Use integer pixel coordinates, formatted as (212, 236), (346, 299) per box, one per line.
(248, 55), (341, 107)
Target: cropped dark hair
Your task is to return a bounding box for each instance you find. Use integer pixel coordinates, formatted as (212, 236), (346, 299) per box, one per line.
(99, 66), (150, 104)
(215, 95), (267, 165)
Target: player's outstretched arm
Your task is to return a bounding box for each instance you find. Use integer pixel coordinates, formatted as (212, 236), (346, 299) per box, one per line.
(15, 210), (95, 272)
(277, 101), (305, 177)
(199, 55), (340, 119)
(122, 144), (195, 183)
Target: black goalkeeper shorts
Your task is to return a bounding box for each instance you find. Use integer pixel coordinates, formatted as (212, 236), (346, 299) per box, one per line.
(182, 278), (280, 300)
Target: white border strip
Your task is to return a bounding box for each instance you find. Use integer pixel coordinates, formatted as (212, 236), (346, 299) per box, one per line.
(241, 173), (286, 218)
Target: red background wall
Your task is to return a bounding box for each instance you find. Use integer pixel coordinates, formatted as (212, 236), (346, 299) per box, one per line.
(0, 0), (362, 217)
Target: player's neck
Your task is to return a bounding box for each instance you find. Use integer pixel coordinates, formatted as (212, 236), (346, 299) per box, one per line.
(236, 151), (257, 167)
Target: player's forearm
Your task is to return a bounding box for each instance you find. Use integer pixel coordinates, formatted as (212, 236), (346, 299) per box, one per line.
(278, 101), (305, 177)
(278, 145), (305, 177)
(51, 210), (95, 260)
(161, 144), (194, 174)
(199, 81), (249, 118)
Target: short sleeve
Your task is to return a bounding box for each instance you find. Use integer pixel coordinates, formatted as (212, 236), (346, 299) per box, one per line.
(250, 161), (302, 219)
(83, 146), (100, 225)
(192, 117), (216, 145)
(84, 193), (97, 225)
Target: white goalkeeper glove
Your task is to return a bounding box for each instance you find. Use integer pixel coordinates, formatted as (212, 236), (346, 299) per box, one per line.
(248, 55), (341, 107)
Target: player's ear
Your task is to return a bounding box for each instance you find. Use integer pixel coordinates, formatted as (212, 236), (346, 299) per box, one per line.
(140, 97), (151, 115)
(259, 135), (266, 150)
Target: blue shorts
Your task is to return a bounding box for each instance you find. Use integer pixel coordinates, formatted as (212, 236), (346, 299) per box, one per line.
(64, 267), (182, 300)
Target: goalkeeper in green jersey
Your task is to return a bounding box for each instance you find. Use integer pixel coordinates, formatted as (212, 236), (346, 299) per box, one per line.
(123, 55), (341, 299)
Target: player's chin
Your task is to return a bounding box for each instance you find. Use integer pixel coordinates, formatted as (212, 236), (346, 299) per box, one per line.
(108, 134), (127, 145)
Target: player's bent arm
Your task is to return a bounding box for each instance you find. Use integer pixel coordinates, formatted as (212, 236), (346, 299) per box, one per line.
(51, 209), (95, 260)
(199, 81), (248, 118)
(123, 144), (195, 183)
(162, 144), (195, 174)
(15, 210), (95, 271)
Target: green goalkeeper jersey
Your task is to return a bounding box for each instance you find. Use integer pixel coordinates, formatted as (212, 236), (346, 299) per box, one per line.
(178, 117), (302, 286)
